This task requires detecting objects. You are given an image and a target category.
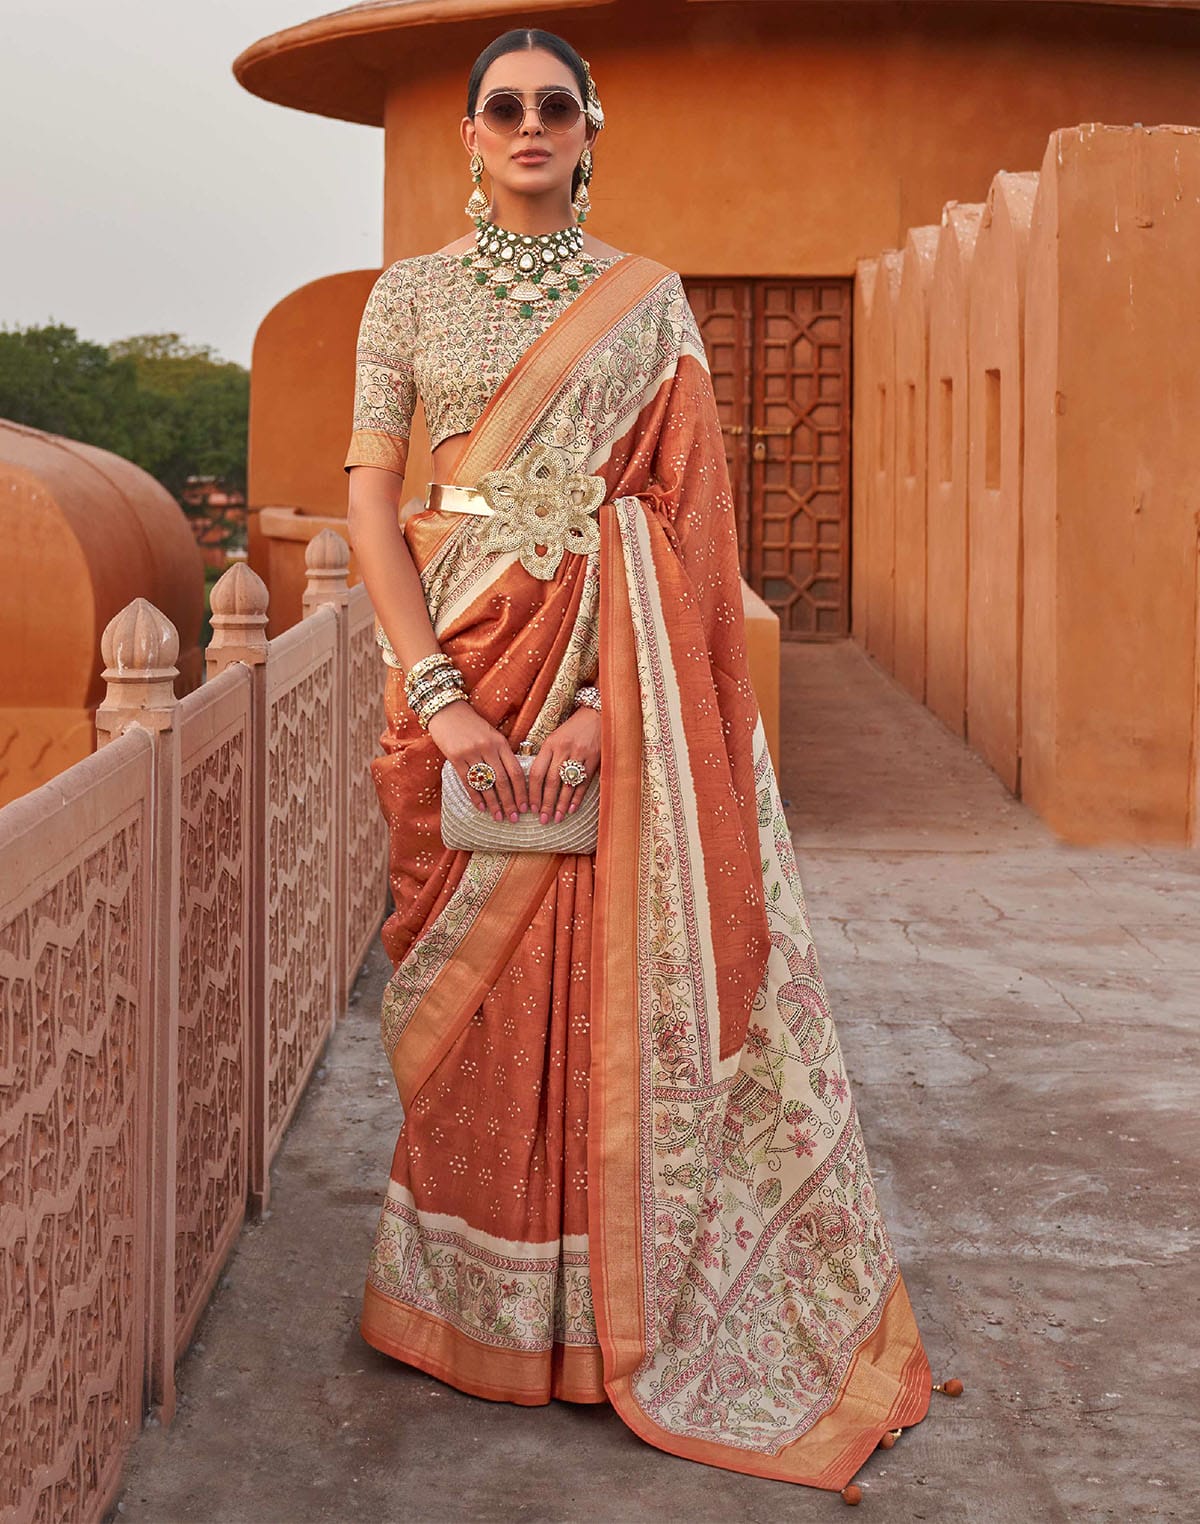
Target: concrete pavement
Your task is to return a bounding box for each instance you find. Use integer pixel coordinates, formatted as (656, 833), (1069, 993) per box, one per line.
(109, 640), (1199, 1522)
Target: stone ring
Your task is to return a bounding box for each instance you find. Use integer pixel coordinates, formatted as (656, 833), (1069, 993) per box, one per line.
(466, 761), (498, 792)
(558, 757), (588, 788)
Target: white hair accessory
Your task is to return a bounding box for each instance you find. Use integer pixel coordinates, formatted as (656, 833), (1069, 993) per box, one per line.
(581, 57), (605, 129)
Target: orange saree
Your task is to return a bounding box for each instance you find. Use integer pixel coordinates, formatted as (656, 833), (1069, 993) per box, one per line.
(362, 254), (932, 1491)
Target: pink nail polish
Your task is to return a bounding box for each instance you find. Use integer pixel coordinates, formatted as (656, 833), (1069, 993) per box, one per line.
(509, 811), (519, 822)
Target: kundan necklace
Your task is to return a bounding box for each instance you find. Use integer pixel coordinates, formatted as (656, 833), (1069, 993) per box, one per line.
(461, 217), (600, 319)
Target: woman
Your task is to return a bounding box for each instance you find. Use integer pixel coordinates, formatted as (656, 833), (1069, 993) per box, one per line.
(345, 28), (956, 1502)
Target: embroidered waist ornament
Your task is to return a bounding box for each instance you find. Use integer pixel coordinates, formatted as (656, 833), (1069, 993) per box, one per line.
(372, 443), (606, 664)
(473, 441), (604, 580)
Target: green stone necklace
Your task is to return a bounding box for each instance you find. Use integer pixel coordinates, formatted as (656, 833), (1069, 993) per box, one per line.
(461, 218), (598, 320)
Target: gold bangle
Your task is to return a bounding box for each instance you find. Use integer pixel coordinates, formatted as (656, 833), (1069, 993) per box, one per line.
(415, 688), (468, 729)
(406, 651), (456, 687)
(407, 670), (465, 705)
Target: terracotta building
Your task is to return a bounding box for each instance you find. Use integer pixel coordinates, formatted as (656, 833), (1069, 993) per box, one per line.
(0, 420), (205, 806)
(234, 0), (1200, 839)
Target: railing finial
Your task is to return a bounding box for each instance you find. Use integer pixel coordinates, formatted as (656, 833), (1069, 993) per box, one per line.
(95, 597), (180, 739)
(208, 562), (270, 672)
(303, 529), (352, 615)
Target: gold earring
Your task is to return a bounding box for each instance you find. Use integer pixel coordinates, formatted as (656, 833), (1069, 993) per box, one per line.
(465, 151), (488, 222)
(572, 147), (593, 224)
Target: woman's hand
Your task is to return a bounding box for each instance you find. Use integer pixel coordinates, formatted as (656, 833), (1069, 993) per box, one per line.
(426, 700), (529, 823)
(527, 706), (601, 823)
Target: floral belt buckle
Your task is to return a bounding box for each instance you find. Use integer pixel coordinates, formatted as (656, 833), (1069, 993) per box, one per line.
(475, 442), (604, 581)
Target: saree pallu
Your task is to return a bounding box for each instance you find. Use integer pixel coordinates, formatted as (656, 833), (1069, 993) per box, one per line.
(363, 255), (931, 1490)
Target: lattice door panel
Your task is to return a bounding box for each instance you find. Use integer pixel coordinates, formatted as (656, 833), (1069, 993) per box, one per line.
(678, 280), (752, 570)
(684, 276), (852, 639)
(752, 280), (851, 638)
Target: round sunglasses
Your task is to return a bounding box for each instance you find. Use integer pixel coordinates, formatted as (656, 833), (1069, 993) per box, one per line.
(475, 88), (583, 135)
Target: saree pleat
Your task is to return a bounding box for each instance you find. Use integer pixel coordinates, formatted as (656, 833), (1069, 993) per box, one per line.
(361, 253), (931, 1491)
(363, 851), (605, 1405)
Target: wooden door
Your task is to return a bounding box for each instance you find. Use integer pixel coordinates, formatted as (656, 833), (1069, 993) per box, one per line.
(683, 277), (853, 640)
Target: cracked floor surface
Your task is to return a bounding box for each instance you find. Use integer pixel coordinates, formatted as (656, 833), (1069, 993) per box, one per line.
(110, 640), (1199, 1523)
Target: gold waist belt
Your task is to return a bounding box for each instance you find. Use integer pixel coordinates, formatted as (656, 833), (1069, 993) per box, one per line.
(425, 482), (494, 516)
(422, 444), (605, 581)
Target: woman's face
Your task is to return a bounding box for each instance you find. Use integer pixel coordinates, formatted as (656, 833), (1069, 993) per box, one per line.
(464, 47), (594, 205)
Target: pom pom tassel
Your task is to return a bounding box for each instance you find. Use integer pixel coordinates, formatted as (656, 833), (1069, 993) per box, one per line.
(839, 1380), (964, 1502)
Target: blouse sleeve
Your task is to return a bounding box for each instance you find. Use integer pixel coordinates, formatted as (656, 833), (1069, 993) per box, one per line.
(343, 262), (417, 474)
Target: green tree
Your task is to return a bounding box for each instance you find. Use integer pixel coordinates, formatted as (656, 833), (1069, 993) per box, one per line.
(0, 323), (248, 496)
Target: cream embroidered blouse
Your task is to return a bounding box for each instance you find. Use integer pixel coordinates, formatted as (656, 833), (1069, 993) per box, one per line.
(343, 251), (624, 474)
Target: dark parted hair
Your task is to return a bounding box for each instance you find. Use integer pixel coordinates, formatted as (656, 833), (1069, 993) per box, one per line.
(466, 29), (591, 198)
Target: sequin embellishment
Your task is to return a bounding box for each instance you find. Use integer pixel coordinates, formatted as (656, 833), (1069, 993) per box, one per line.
(475, 443), (605, 581)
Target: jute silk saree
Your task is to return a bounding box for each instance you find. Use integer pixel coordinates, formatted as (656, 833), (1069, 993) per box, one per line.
(363, 254), (931, 1491)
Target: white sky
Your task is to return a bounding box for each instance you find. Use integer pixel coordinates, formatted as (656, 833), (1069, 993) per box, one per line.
(1, 0), (382, 366)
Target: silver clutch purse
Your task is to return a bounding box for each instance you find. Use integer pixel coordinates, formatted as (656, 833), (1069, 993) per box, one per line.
(440, 753), (599, 853)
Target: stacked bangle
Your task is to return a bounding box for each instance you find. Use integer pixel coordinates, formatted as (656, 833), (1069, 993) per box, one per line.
(404, 651), (468, 730)
(415, 685), (467, 727)
(374, 619), (403, 669)
(573, 683), (602, 713)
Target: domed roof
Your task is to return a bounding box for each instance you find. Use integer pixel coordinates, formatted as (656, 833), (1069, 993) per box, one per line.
(0, 418), (204, 709)
(233, 0), (1200, 125)
(233, 0), (609, 125)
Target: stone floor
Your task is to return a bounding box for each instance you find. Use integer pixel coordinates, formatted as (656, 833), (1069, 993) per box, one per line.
(109, 640), (1199, 1522)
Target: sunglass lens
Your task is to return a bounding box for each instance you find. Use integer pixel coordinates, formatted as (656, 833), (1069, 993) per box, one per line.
(540, 91), (581, 131)
(482, 92), (524, 132)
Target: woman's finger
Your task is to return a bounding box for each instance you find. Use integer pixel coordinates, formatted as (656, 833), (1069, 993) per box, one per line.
(557, 751), (598, 820)
(454, 760), (489, 813)
(458, 747), (508, 822)
(545, 755), (580, 824)
(505, 745), (530, 814)
(570, 745), (602, 816)
(496, 746), (527, 823)
(527, 752), (551, 818)
(486, 743), (519, 822)
(535, 751), (564, 823)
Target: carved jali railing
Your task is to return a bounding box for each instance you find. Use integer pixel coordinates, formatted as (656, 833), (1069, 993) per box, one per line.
(0, 531), (389, 1521)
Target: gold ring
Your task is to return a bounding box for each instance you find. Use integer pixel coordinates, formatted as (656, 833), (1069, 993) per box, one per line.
(558, 757), (588, 788)
(466, 761), (497, 792)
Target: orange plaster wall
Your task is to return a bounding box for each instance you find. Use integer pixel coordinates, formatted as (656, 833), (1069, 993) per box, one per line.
(924, 202), (983, 740)
(863, 252), (901, 672)
(374, 3), (1200, 274)
(1022, 124), (1200, 843)
(893, 226), (938, 704)
(247, 267), (444, 633)
(849, 259), (877, 649)
(854, 122), (1200, 844)
(237, 6), (1200, 840)
(1021, 152), (1061, 832)
(247, 268), (381, 548)
(966, 171), (1037, 797)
